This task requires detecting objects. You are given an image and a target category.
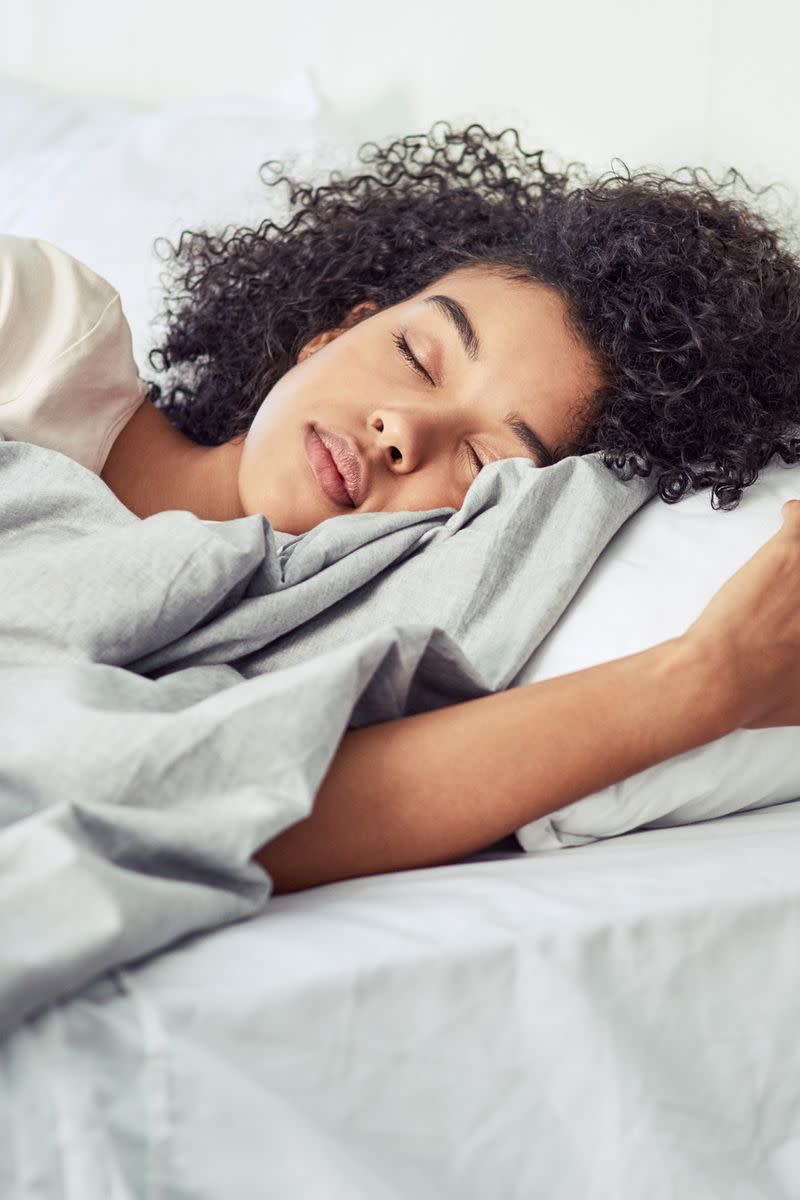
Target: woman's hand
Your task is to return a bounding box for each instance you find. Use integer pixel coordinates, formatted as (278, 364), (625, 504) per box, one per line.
(682, 499), (800, 730)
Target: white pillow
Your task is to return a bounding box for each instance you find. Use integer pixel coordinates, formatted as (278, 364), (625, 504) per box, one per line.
(0, 76), (140, 165)
(515, 460), (800, 851)
(0, 71), (327, 364)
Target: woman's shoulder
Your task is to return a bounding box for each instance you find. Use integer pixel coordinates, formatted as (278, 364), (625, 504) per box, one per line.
(0, 234), (147, 475)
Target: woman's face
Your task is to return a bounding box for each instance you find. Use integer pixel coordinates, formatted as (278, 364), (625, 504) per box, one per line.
(237, 264), (605, 535)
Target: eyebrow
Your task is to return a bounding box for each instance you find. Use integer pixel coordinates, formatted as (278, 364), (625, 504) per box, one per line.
(425, 292), (556, 468)
(504, 412), (556, 468)
(425, 294), (480, 359)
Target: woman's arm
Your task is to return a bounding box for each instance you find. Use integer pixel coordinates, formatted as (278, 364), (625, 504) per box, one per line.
(258, 636), (733, 893)
(257, 501), (800, 895)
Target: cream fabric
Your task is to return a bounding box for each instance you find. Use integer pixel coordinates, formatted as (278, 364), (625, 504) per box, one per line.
(0, 234), (146, 474)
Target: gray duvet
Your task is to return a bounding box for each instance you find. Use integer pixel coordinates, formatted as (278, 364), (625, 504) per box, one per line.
(0, 440), (654, 1040)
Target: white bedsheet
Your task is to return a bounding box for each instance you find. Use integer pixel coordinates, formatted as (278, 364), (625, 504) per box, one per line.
(23, 799), (796, 1199)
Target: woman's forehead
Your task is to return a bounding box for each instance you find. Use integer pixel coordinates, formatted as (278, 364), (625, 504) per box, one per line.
(410, 264), (571, 336)
(408, 265), (603, 386)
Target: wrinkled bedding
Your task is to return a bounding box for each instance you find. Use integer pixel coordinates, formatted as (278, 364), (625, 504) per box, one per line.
(0, 439), (654, 1038)
(4, 800), (797, 1200)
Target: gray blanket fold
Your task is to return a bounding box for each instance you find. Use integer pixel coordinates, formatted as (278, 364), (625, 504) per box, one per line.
(0, 440), (655, 1037)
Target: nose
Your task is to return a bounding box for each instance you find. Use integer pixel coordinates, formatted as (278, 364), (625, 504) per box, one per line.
(371, 407), (438, 474)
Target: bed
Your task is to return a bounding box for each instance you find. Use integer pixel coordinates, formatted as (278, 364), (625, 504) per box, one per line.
(2, 75), (800, 1199)
(5, 804), (800, 1198)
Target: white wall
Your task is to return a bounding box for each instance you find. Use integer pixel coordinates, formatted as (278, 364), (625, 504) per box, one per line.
(2, 0), (799, 230)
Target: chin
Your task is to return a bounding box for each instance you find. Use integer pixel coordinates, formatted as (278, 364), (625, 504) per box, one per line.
(248, 499), (313, 536)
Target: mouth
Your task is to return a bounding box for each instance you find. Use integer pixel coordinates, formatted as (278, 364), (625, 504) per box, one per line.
(302, 427), (362, 506)
(305, 425), (364, 508)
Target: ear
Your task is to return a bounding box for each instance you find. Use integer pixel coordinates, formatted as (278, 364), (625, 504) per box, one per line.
(296, 300), (379, 363)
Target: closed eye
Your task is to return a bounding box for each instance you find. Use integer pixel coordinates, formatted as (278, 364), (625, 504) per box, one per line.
(463, 443), (484, 476)
(392, 330), (435, 386)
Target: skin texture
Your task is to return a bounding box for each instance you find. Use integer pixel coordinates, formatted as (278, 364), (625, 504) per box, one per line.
(102, 264), (605, 532)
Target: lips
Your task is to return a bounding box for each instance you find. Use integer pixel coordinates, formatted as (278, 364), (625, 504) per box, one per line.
(306, 425), (365, 508)
(304, 428), (351, 506)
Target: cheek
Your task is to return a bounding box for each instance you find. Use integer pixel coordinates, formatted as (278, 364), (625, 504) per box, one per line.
(235, 398), (288, 511)
(249, 364), (305, 429)
(236, 374), (324, 517)
(240, 364), (319, 470)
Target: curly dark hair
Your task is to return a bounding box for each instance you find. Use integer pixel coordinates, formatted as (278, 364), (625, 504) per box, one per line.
(146, 122), (800, 509)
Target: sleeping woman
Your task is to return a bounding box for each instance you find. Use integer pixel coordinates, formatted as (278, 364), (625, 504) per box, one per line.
(3, 123), (800, 892)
